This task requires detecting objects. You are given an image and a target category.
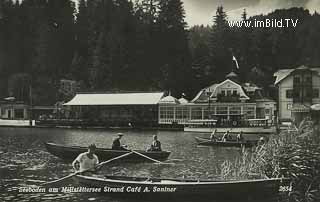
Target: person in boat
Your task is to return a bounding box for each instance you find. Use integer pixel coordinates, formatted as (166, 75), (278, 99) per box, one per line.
(236, 131), (244, 142)
(210, 129), (217, 141)
(148, 135), (162, 151)
(112, 133), (127, 150)
(222, 130), (230, 142)
(258, 137), (266, 145)
(72, 144), (99, 173)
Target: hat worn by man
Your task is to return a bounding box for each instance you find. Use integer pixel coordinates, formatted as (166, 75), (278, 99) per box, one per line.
(117, 133), (124, 136)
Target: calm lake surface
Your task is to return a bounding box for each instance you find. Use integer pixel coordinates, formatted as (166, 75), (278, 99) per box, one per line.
(0, 127), (285, 202)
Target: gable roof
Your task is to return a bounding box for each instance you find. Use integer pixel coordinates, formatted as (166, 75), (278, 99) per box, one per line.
(64, 92), (164, 106)
(211, 79), (250, 100)
(191, 83), (218, 103)
(159, 95), (180, 104)
(274, 66), (320, 85)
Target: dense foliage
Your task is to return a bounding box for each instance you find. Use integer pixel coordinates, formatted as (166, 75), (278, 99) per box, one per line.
(220, 119), (320, 202)
(0, 0), (320, 104)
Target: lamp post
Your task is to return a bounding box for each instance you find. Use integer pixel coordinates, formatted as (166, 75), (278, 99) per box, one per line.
(29, 85), (33, 126)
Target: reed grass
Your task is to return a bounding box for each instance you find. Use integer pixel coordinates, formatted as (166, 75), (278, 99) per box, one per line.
(219, 118), (320, 202)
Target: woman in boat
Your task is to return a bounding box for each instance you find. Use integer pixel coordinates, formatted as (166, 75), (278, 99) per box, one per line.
(210, 129), (217, 141)
(72, 144), (99, 173)
(148, 135), (162, 151)
(112, 133), (127, 150)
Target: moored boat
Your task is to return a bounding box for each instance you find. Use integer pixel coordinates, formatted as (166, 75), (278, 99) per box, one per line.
(44, 142), (171, 162)
(73, 175), (290, 199)
(184, 118), (277, 134)
(195, 137), (258, 147)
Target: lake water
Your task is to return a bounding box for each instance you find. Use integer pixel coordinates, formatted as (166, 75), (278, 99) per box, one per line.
(0, 127), (285, 202)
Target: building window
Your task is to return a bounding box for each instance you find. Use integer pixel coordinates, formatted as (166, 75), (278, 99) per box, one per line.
(313, 89), (319, 98)
(265, 108), (270, 115)
(15, 109), (24, 119)
(232, 90), (237, 96)
(221, 90), (225, 96)
(287, 104), (292, 110)
(191, 107), (202, 119)
(305, 76), (312, 83)
(243, 106), (255, 119)
(229, 106), (241, 115)
(227, 90), (231, 96)
(286, 89), (293, 98)
(216, 106), (228, 115)
(293, 76), (300, 84)
(306, 88), (313, 98)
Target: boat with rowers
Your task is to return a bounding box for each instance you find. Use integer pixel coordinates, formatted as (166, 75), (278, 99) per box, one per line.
(194, 136), (258, 147)
(73, 175), (290, 199)
(44, 142), (171, 162)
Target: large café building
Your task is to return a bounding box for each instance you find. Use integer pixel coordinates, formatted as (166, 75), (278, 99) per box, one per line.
(64, 72), (276, 127)
(158, 72), (276, 126)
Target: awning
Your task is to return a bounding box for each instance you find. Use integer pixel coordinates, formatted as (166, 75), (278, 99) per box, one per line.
(64, 92), (164, 106)
(311, 104), (320, 111)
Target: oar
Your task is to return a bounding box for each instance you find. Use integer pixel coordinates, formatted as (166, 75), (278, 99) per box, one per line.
(128, 149), (174, 165)
(41, 151), (134, 186)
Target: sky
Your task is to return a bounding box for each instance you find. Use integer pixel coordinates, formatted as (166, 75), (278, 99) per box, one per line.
(71, 0), (320, 27)
(182, 0), (320, 26)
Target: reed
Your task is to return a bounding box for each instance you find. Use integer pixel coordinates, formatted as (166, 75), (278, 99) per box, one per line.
(219, 118), (320, 202)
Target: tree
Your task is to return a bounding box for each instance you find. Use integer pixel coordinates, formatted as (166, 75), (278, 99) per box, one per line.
(157, 0), (191, 96)
(210, 6), (232, 81)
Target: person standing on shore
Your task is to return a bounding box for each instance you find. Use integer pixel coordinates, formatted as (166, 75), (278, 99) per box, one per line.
(72, 144), (99, 173)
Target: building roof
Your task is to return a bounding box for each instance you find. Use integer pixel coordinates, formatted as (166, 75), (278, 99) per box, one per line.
(274, 66), (320, 85)
(159, 95), (180, 104)
(178, 97), (189, 104)
(64, 92), (164, 106)
(226, 71), (238, 78)
(210, 79), (250, 100)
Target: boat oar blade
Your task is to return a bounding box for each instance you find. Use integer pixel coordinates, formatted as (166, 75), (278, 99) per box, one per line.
(41, 151), (135, 186)
(129, 149), (174, 165)
(41, 172), (79, 186)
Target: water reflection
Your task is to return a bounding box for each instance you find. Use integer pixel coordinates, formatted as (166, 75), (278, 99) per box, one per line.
(0, 127), (284, 202)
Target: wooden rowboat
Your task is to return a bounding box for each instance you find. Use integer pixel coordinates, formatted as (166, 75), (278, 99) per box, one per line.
(195, 137), (258, 147)
(44, 142), (171, 162)
(73, 175), (290, 199)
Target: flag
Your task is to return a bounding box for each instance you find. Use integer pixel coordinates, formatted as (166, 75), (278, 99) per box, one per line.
(232, 56), (239, 69)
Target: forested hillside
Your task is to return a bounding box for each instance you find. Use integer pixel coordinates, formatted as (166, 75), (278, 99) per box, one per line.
(0, 0), (319, 105)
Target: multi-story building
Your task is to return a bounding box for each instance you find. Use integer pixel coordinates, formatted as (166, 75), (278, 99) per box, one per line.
(159, 72), (277, 133)
(274, 65), (320, 123)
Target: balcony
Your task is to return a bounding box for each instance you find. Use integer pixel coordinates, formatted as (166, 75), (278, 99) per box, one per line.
(217, 94), (240, 102)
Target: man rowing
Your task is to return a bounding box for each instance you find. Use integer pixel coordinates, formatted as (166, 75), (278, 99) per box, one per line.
(236, 131), (244, 142)
(222, 130), (231, 142)
(210, 129), (217, 142)
(72, 144), (99, 173)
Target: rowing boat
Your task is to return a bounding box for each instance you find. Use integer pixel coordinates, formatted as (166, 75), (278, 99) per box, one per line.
(195, 137), (258, 147)
(73, 175), (290, 199)
(44, 142), (171, 162)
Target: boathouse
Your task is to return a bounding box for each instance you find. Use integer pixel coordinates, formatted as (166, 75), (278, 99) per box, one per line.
(64, 92), (164, 127)
(158, 72), (276, 126)
(274, 65), (320, 123)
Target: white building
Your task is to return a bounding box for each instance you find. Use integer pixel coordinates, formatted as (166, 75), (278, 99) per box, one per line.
(274, 65), (320, 123)
(159, 72), (276, 126)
